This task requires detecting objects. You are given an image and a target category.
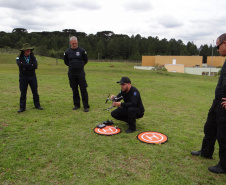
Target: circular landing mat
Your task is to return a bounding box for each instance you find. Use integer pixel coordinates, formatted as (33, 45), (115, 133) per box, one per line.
(94, 125), (121, 136)
(137, 131), (168, 144)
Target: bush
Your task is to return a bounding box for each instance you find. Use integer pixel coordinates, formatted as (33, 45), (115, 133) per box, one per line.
(151, 64), (168, 71)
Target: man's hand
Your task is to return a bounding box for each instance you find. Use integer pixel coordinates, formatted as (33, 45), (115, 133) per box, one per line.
(110, 95), (115, 100)
(112, 101), (121, 107)
(221, 98), (226, 109)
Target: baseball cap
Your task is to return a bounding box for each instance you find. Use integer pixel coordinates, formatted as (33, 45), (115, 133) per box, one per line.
(117, 77), (131, 84)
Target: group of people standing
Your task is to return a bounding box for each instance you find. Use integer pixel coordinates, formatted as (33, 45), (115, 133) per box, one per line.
(16, 33), (226, 174)
(16, 36), (145, 134)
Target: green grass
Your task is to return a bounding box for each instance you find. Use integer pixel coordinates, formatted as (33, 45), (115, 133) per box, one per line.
(0, 54), (226, 184)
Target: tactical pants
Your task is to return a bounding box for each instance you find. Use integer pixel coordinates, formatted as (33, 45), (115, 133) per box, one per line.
(201, 99), (226, 170)
(111, 107), (144, 130)
(68, 71), (89, 108)
(19, 76), (40, 109)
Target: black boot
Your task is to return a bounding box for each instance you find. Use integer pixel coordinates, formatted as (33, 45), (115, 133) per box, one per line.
(17, 108), (25, 113)
(191, 150), (213, 159)
(208, 164), (226, 174)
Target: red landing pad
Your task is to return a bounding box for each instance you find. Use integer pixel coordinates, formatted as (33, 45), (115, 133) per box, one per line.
(94, 125), (121, 136)
(137, 131), (168, 144)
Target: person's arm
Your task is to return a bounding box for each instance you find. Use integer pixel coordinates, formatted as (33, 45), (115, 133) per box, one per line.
(16, 57), (33, 70)
(112, 101), (121, 107)
(221, 68), (226, 109)
(64, 51), (69, 66)
(111, 92), (122, 107)
(82, 50), (88, 65)
(29, 56), (37, 70)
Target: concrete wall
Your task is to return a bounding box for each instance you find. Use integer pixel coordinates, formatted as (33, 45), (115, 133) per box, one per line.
(134, 66), (154, 70)
(207, 56), (226, 67)
(184, 67), (221, 76)
(165, 64), (184, 73)
(142, 56), (202, 67)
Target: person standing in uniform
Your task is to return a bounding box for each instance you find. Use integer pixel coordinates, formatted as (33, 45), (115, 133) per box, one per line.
(16, 43), (43, 113)
(110, 77), (145, 133)
(64, 36), (90, 112)
(191, 33), (226, 174)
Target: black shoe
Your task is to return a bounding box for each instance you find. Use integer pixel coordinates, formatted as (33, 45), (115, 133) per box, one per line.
(36, 106), (43, 110)
(191, 150), (202, 156)
(125, 128), (136, 133)
(208, 164), (226, 174)
(17, 108), (25, 113)
(73, 106), (80, 110)
(191, 150), (212, 159)
(84, 108), (89, 112)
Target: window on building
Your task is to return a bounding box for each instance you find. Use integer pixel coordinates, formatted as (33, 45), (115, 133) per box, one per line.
(210, 72), (217, 76)
(202, 72), (209, 76)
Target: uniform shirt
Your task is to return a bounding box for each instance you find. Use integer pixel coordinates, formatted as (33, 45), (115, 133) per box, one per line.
(16, 55), (37, 77)
(116, 86), (145, 112)
(64, 47), (88, 72)
(215, 59), (226, 100)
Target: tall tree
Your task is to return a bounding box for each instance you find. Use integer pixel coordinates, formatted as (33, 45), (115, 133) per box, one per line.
(147, 36), (159, 55)
(107, 37), (120, 59)
(157, 38), (169, 55)
(187, 41), (199, 55)
(199, 44), (209, 63)
(12, 28), (28, 33)
(96, 39), (106, 60)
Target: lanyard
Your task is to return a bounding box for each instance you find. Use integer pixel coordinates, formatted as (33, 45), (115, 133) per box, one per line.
(24, 55), (30, 63)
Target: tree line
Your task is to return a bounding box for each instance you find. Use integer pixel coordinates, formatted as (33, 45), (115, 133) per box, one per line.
(0, 28), (220, 63)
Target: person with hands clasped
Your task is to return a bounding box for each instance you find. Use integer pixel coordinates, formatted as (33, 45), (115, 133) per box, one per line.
(110, 77), (145, 133)
(64, 36), (90, 112)
(191, 33), (226, 174)
(16, 43), (43, 113)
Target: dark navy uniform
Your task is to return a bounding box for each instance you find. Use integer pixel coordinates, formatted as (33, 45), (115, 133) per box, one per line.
(64, 47), (90, 109)
(200, 59), (226, 171)
(16, 54), (41, 110)
(111, 86), (145, 131)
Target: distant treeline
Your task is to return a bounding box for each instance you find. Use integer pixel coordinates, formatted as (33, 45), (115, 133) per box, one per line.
(0, 28), (220, 63)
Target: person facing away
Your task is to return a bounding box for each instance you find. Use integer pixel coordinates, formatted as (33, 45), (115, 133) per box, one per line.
(110, 77), (145, 133)
(16, 43), (43, 113)
(191, 33), (226, 174)
(64, 36), (90, 112)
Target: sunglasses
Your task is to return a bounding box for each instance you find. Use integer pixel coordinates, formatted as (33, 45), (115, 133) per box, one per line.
(216, 41), (224, 49)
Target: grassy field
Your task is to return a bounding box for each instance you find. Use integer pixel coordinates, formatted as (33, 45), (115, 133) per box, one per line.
(0, 53), (226, 184)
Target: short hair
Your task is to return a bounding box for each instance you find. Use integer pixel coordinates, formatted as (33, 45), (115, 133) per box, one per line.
(217, 33), (226, 42)
(70, 36), (77, 42)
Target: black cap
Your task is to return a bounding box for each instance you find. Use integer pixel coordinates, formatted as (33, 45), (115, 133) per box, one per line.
(117, 77), (131, 84)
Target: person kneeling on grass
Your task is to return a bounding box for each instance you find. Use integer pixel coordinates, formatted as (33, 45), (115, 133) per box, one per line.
(110, 77), (145, 133)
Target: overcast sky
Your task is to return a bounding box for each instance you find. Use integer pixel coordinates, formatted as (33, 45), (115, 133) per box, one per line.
(0, 0), (225, 47)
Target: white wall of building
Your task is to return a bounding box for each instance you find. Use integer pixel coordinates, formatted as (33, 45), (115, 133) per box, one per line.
(184, 67), (220, 76)
(134, 66), (221, 76)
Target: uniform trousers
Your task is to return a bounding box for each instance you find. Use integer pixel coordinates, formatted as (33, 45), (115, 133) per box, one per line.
(111, 107), (144, 130)
(19, 76), (40, 109)
(201, 99), (226, 170)
(68, 71), (89, 108)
